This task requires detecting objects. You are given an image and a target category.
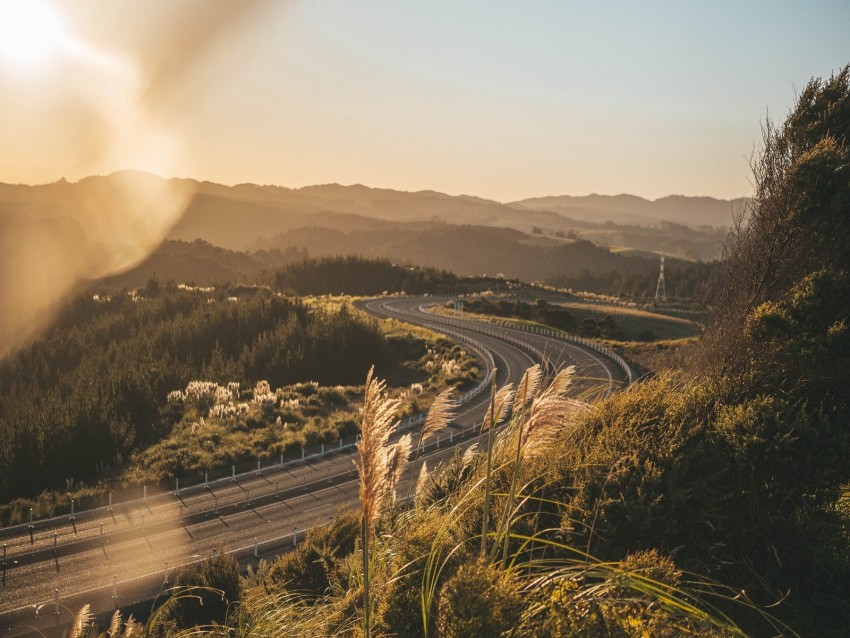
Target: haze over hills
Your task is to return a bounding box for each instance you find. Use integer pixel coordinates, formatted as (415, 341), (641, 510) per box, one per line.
(511, 193), (748, 228)
(1, 172), (737, 257)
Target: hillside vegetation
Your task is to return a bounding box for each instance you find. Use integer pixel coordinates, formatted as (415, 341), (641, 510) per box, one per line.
(125, 67), (850, 638)
(0, 283), (440, 507)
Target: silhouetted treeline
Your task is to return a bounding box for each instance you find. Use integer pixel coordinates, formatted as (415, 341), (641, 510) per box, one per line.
(547, 261), (717, 300)
(274, 256), (461, 296)
(0, 284), (390, 501)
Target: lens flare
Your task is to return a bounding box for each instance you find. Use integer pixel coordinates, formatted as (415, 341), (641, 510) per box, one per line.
(0, 0), (65, 67)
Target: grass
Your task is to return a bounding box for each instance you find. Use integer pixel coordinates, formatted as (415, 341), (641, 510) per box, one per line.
(617, 336), (702, 375)
(57, 366), (802, 638)
(554, 301), (700, 340)
(432, 296), (700, 342)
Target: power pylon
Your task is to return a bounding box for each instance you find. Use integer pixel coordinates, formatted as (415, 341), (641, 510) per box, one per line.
(654, 255), (667, 304)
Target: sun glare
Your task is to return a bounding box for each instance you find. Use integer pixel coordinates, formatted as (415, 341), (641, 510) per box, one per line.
(0, 1), (65, 67)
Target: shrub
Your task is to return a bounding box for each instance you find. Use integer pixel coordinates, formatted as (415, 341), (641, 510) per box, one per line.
(436, 559), (523, 638)
(156, 551), (241, 632)
(263, 510), (360, 597)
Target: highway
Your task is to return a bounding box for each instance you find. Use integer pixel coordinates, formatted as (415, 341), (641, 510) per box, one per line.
(0, 296), (628, 634)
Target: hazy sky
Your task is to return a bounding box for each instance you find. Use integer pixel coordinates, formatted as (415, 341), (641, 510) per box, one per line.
(0, 0), (848, 201)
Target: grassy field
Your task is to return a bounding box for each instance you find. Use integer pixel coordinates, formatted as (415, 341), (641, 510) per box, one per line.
(555, 301), (701, 341)
(436, 297), (700, 343)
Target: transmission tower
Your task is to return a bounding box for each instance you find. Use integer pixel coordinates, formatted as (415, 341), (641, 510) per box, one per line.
(654, 255), (667, 304)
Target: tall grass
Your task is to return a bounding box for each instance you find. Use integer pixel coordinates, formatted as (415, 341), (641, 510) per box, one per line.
(62, 366), (797, 638)
(355, 366), (402, 638)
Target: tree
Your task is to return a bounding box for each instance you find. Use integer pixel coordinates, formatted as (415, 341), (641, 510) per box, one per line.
(704, 65), (850, 378)
(702, 65), (850, 511)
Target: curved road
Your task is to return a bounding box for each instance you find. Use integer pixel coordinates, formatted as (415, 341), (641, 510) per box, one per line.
(0, 296), (627, 634)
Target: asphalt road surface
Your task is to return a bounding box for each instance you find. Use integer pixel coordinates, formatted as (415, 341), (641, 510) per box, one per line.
(0, 296), (628, 634)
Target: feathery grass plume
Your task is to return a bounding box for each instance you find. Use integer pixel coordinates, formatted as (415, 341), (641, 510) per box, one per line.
(123, 615), (140, 637)
(522, 397), (586, 458)
(496, 365), (581, 564)
(415, 460), (429, 500)
(545, 364), (576, 398)
(107, 610), (121, 637)
(417, 387), (457, 449)
(407, 387), (456, 501)
(70, 604), (93, 638)
(461, 442), (479, 474)
(482, 382), (516, 430)
(357, 366), (401, 535)
(386, 433), (412, 503)
(522, 365), (582, 454)
(515, 363), (543, 412)
(356, 366), (401, 638)
(480, 375), (502, 556)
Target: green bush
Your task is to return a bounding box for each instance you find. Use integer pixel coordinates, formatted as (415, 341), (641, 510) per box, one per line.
(264, 510), (359, 598)
(436, 559), (523, 638)
(156, 551), (241, 632)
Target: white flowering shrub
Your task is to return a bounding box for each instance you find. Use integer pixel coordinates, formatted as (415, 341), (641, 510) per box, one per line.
(441, 358), (461, 376)
(280, 398), (301, 411)
(254, 380), (271, 397)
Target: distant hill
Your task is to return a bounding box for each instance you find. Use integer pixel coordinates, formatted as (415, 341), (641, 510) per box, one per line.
(510, 193), (749, 229)
(96, 239), (306, 289)
(1, 172), (735, 259)
(98, 225), (678, 292)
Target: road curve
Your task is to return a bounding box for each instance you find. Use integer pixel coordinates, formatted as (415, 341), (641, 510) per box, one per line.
(0, 296), (626, 634)
(358, 296), (629, 399)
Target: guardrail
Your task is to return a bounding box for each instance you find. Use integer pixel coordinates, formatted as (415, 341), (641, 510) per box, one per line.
(416, 303), (634, 385)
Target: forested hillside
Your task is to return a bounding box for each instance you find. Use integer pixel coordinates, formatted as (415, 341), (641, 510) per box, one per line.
(547, 259), (716, 299)
(0, 286), (392, 502)
(273, 256), (461, 296)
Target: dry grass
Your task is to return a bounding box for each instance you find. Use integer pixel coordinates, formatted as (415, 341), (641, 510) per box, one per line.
(557, 301), (700, 340)
(417, 387), (457, 449)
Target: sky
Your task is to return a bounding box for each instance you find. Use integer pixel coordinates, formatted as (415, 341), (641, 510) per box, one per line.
(0, 0), (848, 202)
